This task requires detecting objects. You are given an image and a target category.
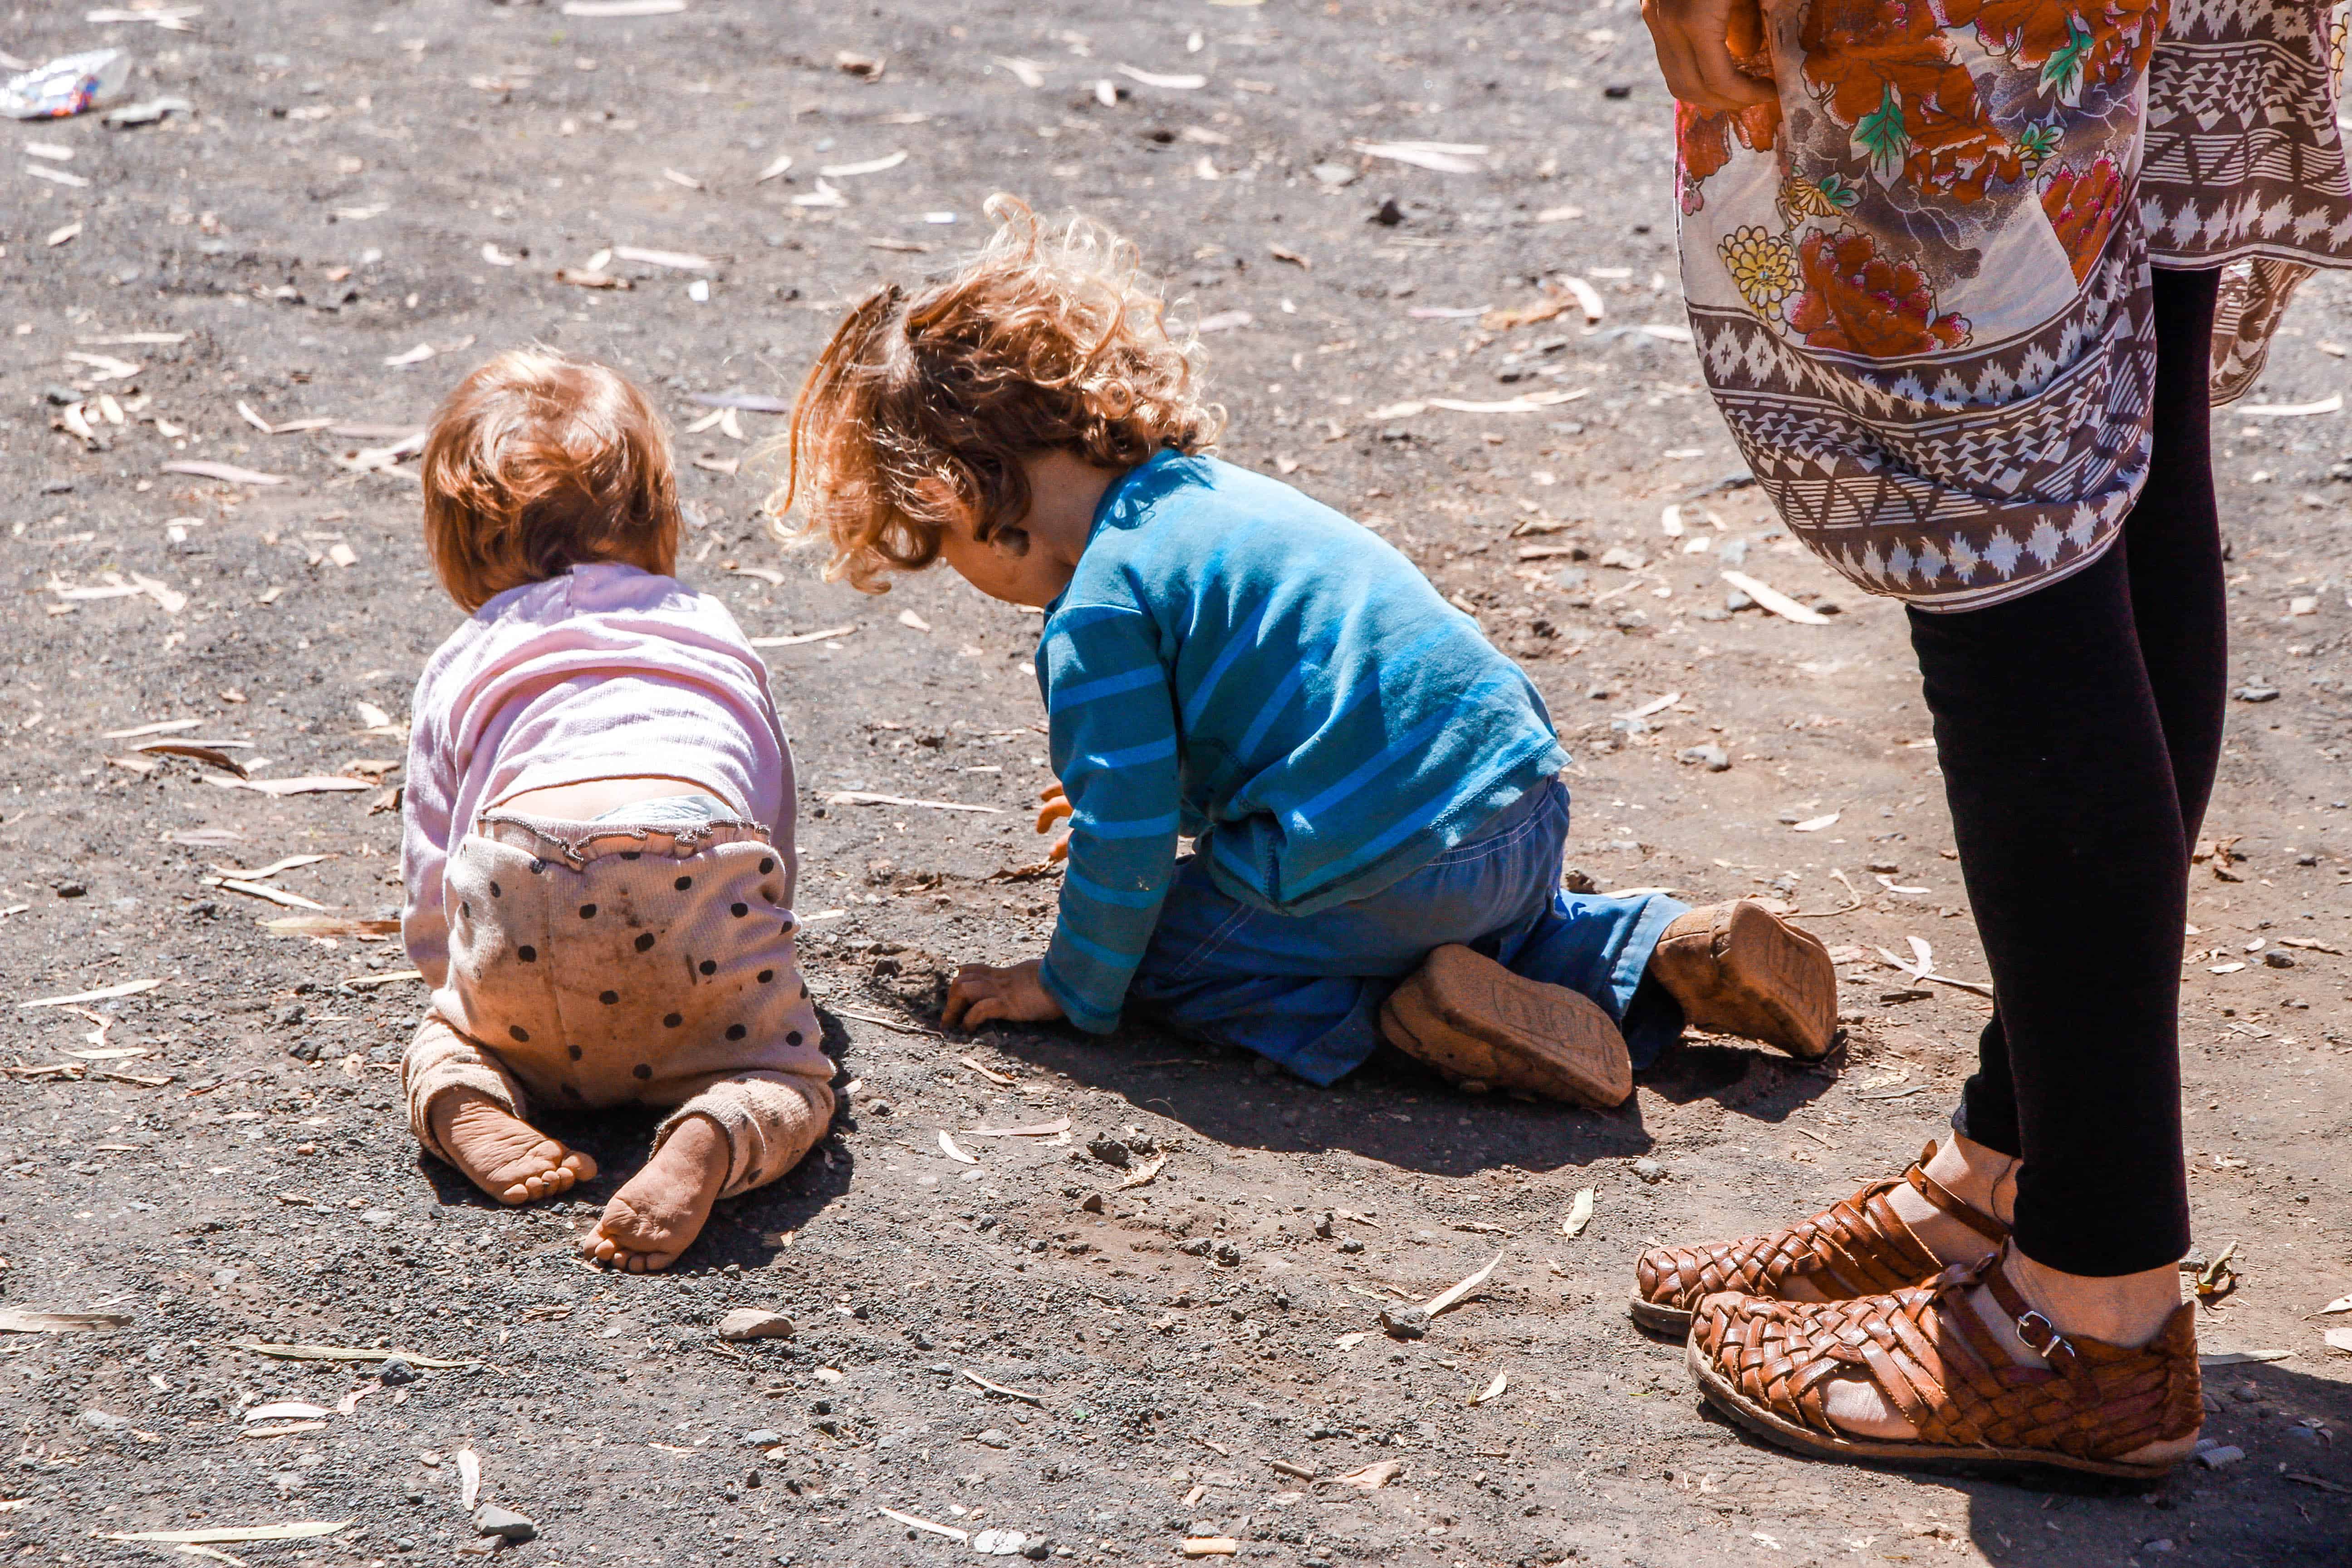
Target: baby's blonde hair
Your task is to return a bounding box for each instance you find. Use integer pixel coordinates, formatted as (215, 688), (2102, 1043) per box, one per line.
(770, 194), (1223, 591)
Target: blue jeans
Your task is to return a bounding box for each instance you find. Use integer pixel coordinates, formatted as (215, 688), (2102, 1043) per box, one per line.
(1126, 776), (1688, 1085)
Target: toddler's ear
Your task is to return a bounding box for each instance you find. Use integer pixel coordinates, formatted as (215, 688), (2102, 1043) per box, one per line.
(988, 526), (1033, 559)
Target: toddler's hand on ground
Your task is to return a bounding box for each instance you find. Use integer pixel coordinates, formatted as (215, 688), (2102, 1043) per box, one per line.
(1037, 782), (1071, 862)
(945, 958), (1065, 1029)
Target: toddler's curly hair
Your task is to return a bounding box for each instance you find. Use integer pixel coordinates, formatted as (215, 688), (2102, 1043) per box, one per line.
(771, 195), (1222, 591)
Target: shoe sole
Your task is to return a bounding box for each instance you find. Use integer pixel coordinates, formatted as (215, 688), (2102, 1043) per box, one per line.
(1685, 1333), (2178, 1480)
(1627, 1294), (1694, 1338)
(1381, 945), (1631, 1108)
(1708, 901), (1838, 1060)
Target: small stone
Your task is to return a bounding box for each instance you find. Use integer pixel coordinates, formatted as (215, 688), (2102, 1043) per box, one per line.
(80, 1409), (130, 1431)
(1561, 866), (1598, 895)
(978, 1428), (1012, 1449)
(1177, 1237), (1212, 1257)
(1213, 1241), (1244, 1267)
(473, 1506), (537, 1542)
(1022, 1540), (1053, 1562)
(361, 1208), (397, 1226)
(2195, 1443), (2245, 1468)
(1313, 1213), (1334, 1239)
(972, 1528), (1028, 1556)
(1079, 1191), (1105, 1214)
(1603, 82), (1633, 98)
(1677, 744), (1730, 772)
(1597, 545), (1647, 571)
(1632, 1157), (1665, 1185)
(1086, 1137), (1132, 1170)
(2233, 685), (2281, 703)
(718, 1308), (796, 1342)
(54, 881), (87, 899)
(1370, 197), (1405, 226)
(1308, 162), (1357, 188)
(377, 1356), (416, 1386)
(1864, 860), (1901, 875)
(742, 1429), (783, 1447)
(1725, 589), (1756, 612)
(1338, 1237), (1364, 1254)
(2263, 950), (2296, 968)
(1378, 1305), (1430, 1340)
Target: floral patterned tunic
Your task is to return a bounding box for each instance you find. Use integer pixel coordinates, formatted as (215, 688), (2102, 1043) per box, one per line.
(1676, 0), (2352, 609)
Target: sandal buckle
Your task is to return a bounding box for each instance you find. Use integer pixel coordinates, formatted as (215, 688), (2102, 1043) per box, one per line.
(2015, 1310), (2092, 1388)
(2014, 1310), (2065, 1357)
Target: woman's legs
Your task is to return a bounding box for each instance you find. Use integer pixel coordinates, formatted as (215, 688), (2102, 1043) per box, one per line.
(1910, 267), (2222, 1283)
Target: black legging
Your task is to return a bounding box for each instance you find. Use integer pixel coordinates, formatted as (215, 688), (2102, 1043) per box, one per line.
(1906, 267), (2224, 1279)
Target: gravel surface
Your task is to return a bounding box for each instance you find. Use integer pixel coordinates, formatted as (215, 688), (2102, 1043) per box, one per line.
(3, 2), (2348, 1564)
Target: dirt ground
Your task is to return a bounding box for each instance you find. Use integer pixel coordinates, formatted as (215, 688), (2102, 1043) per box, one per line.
(3, 2), (2349, 1565)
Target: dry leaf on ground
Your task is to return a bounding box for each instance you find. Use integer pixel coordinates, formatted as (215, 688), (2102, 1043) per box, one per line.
(1426, 1248), (1505, 1316)
(1562, 1188), (1594, 1237)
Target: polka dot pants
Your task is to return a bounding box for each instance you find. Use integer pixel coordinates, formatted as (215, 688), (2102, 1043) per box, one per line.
(404, 811), (834, 1197)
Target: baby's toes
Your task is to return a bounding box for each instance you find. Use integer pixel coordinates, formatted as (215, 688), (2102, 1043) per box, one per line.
(560, 1149), (598, 1182)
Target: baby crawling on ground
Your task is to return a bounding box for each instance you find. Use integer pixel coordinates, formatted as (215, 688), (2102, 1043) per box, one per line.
(396, 350), (834, 1270)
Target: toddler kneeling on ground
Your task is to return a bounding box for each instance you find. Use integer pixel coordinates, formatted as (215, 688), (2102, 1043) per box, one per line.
(399, 350), (832, 1270)
(775, 198), (1837, 1099)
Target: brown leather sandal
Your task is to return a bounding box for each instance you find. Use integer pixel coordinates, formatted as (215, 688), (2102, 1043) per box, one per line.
(1686, 1243), (2202, 1478)
(1630, 1141), (2007, 1335)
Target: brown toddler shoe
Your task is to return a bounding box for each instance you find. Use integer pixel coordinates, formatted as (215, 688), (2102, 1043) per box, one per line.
(1646, 899), (1838, 1059)
(1379, 945), (1632, 1108)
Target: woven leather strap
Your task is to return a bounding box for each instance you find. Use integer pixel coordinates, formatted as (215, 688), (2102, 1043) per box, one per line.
(1691, 1243), (2202, 1465)
(1635, 1142), (2009, 1315)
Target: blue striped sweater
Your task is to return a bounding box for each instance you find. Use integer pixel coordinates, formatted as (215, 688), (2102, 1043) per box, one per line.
(1035, 453), (1570, 1033)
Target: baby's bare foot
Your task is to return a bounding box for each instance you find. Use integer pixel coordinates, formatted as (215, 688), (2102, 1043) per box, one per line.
(582, 1115), (730, 1272)
(429, 1091), (597, 1205)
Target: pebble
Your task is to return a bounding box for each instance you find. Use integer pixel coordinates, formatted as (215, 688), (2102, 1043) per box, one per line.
(978, 1428), (1011, 1449)
(717, 1308), (796, 1342)
(742, 1428), (783, 1447)
(2233, 685), (2281, 703)
(1378, 1305), (1430, 1340)
(971, 1529), (1028, 1556)
(1677, 744), (1730, 772)
(361, 1209), (397, 1227)
(1079, 1192), (1105, 1214)
(2262, 950), (2296, 969)
(378, 1356), (417, 1387)
(80, 1409), (130, 1431)
(1212, 1242), (1243, 1267)
(1308, 162), (1357, 188)
(1086, 1137), (1132, 1170)
(2195, 1443), (2245, 1468)
(1632, 1157), (1665, 1185)
(473, 1506), (537, 1542)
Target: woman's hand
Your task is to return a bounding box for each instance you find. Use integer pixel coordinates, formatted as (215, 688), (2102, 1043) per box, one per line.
(1642, 0), (1776, 112)
(944, 959), (1066, 1030)
(1036, 782), (1072, 862)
